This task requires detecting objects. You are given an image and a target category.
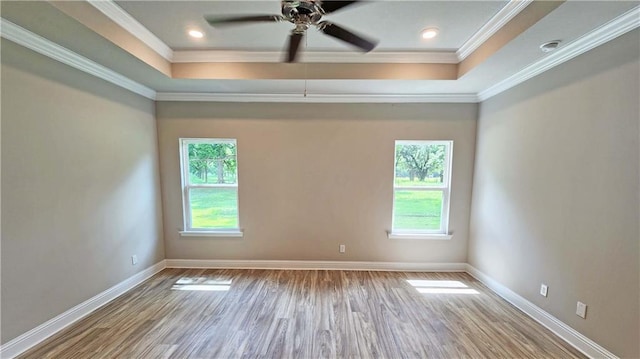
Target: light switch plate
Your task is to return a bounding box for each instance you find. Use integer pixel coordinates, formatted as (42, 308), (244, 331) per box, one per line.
(576, 301), (587, 319)
(540, 284), (548, 297)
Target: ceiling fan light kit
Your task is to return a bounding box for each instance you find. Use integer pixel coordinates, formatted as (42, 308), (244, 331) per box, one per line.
(204, 0), (378, 63)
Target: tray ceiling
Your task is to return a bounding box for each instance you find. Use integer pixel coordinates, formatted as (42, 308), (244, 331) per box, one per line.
(1, 1), (638, 102)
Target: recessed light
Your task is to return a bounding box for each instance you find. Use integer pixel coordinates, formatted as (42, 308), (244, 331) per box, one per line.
(188, 30), (204, 39)
(540, 40), (561, 53)
(421, 27), (439, 39)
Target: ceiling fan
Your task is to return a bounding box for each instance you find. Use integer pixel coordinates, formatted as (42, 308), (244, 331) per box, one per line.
(204, 0), (378, 63)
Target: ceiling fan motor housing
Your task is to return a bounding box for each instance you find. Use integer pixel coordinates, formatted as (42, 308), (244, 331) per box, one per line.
(282, 0), (323, 25)
(204, 0), (376, 63)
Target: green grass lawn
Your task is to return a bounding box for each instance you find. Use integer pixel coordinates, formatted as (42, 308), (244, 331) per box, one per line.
(189, 186), (442, 230)
(395, 177), (443, 186)
(393, 190), (443, 230)
(190, 188), (238, 228)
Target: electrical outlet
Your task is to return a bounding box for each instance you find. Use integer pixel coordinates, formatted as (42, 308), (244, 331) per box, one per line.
(131, 255), (138, 265)
(339, 244), (346, 253)
(576, 301), (587, 319)
(540, 284), (548, 297)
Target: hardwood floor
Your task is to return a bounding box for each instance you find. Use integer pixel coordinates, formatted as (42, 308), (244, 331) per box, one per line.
(20, 269), (585, 358)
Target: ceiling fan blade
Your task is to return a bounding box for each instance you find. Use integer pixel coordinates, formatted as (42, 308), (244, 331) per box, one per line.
(286, 32), (304, 63)
(320, 1), (360, 14)
(319, 22), (377, 52)
(205, 15), (283, 27)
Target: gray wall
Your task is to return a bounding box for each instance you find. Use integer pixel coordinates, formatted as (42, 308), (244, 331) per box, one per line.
(157, 102), (477, 263)
(468, 30), (639, 357)
(1, 40), (165, 343)
(2, 19), (637, 357)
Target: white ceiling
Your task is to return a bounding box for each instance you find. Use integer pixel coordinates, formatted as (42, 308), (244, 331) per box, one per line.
(1, 1), (638, 101)
(115, 1), (507, 51)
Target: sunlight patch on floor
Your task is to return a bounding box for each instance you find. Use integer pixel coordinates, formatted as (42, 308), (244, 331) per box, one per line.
(407, 279), (479, 295)
(172, 277), (232, 291)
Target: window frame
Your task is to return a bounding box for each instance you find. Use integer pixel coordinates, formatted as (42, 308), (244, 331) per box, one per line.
(178, 138), (242, 237)
(390, 140), (453, 239)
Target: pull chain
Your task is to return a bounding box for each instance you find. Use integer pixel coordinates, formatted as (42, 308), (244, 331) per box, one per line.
(303, 35), (308, 97)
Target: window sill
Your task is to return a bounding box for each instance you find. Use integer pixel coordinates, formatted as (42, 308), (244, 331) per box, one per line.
(179, 230), (244, 238)
(387, 232), (452, 240)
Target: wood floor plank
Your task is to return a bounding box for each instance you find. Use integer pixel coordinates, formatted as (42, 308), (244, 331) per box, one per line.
(19, 269), (586, 359)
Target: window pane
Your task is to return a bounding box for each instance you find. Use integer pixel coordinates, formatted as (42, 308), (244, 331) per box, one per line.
(189, 187), (238, 229)
(393, 190), (443, 231)
(187, 143), (237, 185)
(395, 143), (446, 186)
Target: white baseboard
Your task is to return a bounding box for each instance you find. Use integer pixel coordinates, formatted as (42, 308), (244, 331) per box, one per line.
(0, 260), (167, 359)
(165, 259), (467, 272)
(465, 264), (618, 359)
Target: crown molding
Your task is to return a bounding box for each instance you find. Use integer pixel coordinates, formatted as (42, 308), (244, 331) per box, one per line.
(0, 18), (157, 100)
(82, 0), (525, 64)
(172, 50), (459, 64)
(0, 17), (471, 104)
(86, 0), (173, 61)
(4, 4), (637, 105)
(172, 51), (283, 64)
(155, 92), (479, 103)
(82, 0), (456, 64)
(478, 5), (640, 101)
(456, 0), (533, 61)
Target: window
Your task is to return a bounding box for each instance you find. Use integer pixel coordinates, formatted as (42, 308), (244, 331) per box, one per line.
(390, 141), (453, 239)
(179, 138), (241, 236)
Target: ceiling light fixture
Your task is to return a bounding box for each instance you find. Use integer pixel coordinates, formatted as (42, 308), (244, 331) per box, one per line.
(540, 40), (561, 53)
(421, 27), (439, 39)
(188, 30), (204, 39)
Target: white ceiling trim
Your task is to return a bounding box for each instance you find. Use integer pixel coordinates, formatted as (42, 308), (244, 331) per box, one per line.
(0, 18), (157, 100)
(82, 0), (519, 64)
(0, 18), (472, 103)
(87, 0), (174, 61)
(478, 5), (640, 101)
(155, 92), (480, 103)
(172, 50), (459, 63)
(3, 5), (638, 104)
(456, 0), (533, 61)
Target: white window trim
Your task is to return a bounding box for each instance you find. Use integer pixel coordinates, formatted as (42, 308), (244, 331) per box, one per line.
(179, 230), (243, 238)
(390, 140), (453, 239)
(387, 232), (453, 240)
(179, 138), (242, 237)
